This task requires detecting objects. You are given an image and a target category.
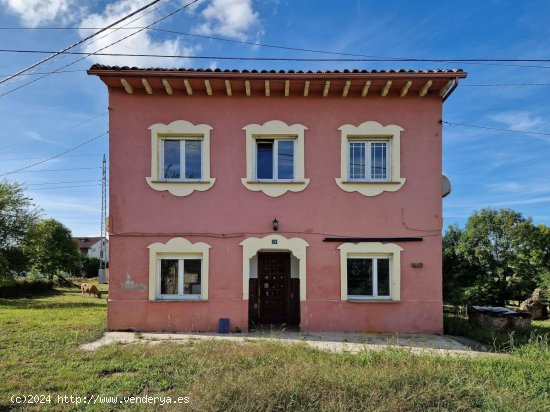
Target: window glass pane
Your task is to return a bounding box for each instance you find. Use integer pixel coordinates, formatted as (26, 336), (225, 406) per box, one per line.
(185, 140), (202, 179)
(377, 258), (390, 296)
(277, 140), (294, 179)
(347, 258), (373, 296)
(257, 140), (273, 179)
(349, 142), (365, 180)
(184, 259), (202, 295)
(160, 259), (178, 295)
(163, 140), (180, 179)
(371, 142), (387, 180)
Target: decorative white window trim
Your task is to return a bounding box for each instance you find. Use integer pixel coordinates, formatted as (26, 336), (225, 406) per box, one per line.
(336, 121), (406, 196)
(240, 234), (309, 300)
(338, 242), (403, 301)
(146, 120), (215, 196)
(148, 237), (211, 301)
(242, 120), (309, 197)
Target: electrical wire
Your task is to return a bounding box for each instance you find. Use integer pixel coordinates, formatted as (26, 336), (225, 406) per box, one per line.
(0, 0), (163, 85)
(0, 0), (201, 98)
(2, 48), (550, 64)
(24, 179), (102, 186)
(442, 121), (550, 136)
(6, 167), (103, 173)
(25, 183), (102, 190)
(0, 131), (108, 177)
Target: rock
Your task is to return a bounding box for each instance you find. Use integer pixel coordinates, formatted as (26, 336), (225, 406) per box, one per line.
(519, 288), (549, 320)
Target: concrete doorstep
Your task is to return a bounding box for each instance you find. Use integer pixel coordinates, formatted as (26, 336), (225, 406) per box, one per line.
(79, 331), (501, 357)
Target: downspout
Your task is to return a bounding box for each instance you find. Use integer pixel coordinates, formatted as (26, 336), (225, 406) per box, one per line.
(442, 76), (460, 102)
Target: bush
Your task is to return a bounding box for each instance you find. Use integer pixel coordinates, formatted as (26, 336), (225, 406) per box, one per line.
(81, 256), (100, 278)
(0, 278), (54, 298)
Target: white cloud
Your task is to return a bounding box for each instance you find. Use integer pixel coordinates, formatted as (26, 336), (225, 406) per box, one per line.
(1, 0), (82, 27)
(489, 111), (546, 131)
(79, 0), (196, 67)
(192, 0), (260, 40)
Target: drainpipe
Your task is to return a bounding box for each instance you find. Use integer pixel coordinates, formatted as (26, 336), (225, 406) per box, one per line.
(442, 77), (460, 102)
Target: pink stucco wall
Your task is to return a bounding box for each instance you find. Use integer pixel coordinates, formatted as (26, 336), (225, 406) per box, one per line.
(106, 89), (444, 334)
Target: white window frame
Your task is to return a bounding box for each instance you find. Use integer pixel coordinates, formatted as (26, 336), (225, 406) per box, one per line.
(159, 137), (203, 182)
(146, 120), (215, 197)
(336, 121), (405, 197)
(346, 255), (392, 300)
(348, 139), (391, 182)
(254, 138), (296, 182)
(242, 120), (309, 197)
(148, 237), (211, 301)
(338, 242), (403, 301)
(156, 254), (203, 300)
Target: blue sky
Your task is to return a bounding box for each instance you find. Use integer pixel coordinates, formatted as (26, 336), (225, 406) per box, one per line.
(0, 0), (549, 236)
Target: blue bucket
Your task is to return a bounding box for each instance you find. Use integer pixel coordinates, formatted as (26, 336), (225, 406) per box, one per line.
(218, 318), (230, 334)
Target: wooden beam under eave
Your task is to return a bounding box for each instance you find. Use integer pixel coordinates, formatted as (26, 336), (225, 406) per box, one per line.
(323, 81), (330, 97)
(419, 80), (433, 97)
(361, 80), (371, 97)
(265, 80), (270, 97)
(225, 79), (232, 96)
(184, 79), (193, 95)
(120, 78), (133, 94)
(303, 80), (310, 97)
(284, 80), (290, 97)
(439, 80), (453, 97)
(381, 80), (392, 97)
(141, 78), (153, 95)
(400, 81), (412, 97)
(162, 79), (173, 95)
(342, 80), (351, 97)
(245, 80), (251, 96)
(205, 79), (212, 96)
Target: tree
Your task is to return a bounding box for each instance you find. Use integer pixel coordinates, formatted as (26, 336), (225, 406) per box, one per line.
(24, 219), (82, 280)
(443, 208), (550, 306)
(81, 256), (100, 278)
(0, 181), (40, 280)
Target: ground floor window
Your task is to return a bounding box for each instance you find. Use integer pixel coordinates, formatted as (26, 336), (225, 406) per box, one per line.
(347, 257), (390, 298)
(158, 257), (202, 299)
(338, 242), (403, 301)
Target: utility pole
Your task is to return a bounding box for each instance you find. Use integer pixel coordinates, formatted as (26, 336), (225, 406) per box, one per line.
(98, 154), (108, 283)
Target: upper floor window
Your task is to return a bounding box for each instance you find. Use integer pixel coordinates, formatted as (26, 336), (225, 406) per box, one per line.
(242, 120), (309, 197)
(256, 139), (295, 180)
(162, 138), (202, 181)
(336, 121), (406, 196)
(348, 140), (390, 182)
(146, 120), (215, 197)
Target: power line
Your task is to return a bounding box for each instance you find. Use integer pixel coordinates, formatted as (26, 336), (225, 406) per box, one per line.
(2, 48), (550, 64)
(24, 179), (102, 186)
(442, 121), (550, 136)
(26, 183), (102, 191)
(1, 154), (107, 161)
(0, 0), (201, 98)
(0, 0), (163, 86)
(0, 131), (108, 177)
(5, 167), (103, 173)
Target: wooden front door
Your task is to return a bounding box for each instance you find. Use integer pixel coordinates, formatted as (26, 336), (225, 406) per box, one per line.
(257, 252), (294, 324)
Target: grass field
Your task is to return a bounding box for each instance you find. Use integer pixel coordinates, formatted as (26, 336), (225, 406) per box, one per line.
(1, 286), (549, 411)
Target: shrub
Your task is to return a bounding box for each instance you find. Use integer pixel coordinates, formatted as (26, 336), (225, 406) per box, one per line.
(81, 256), (100, 278)
(0, 278), (54, 298)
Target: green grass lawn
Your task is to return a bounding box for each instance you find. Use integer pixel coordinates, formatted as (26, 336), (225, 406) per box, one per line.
(1, 287), (549, 411)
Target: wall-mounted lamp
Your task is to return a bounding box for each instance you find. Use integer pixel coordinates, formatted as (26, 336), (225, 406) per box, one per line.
(272, 218), (279, 231)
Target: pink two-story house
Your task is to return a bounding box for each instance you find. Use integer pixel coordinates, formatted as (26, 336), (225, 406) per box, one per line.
(88, 65), (466, 334)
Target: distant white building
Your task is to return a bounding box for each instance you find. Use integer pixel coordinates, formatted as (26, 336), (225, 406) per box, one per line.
(73, 237), (109, 263)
